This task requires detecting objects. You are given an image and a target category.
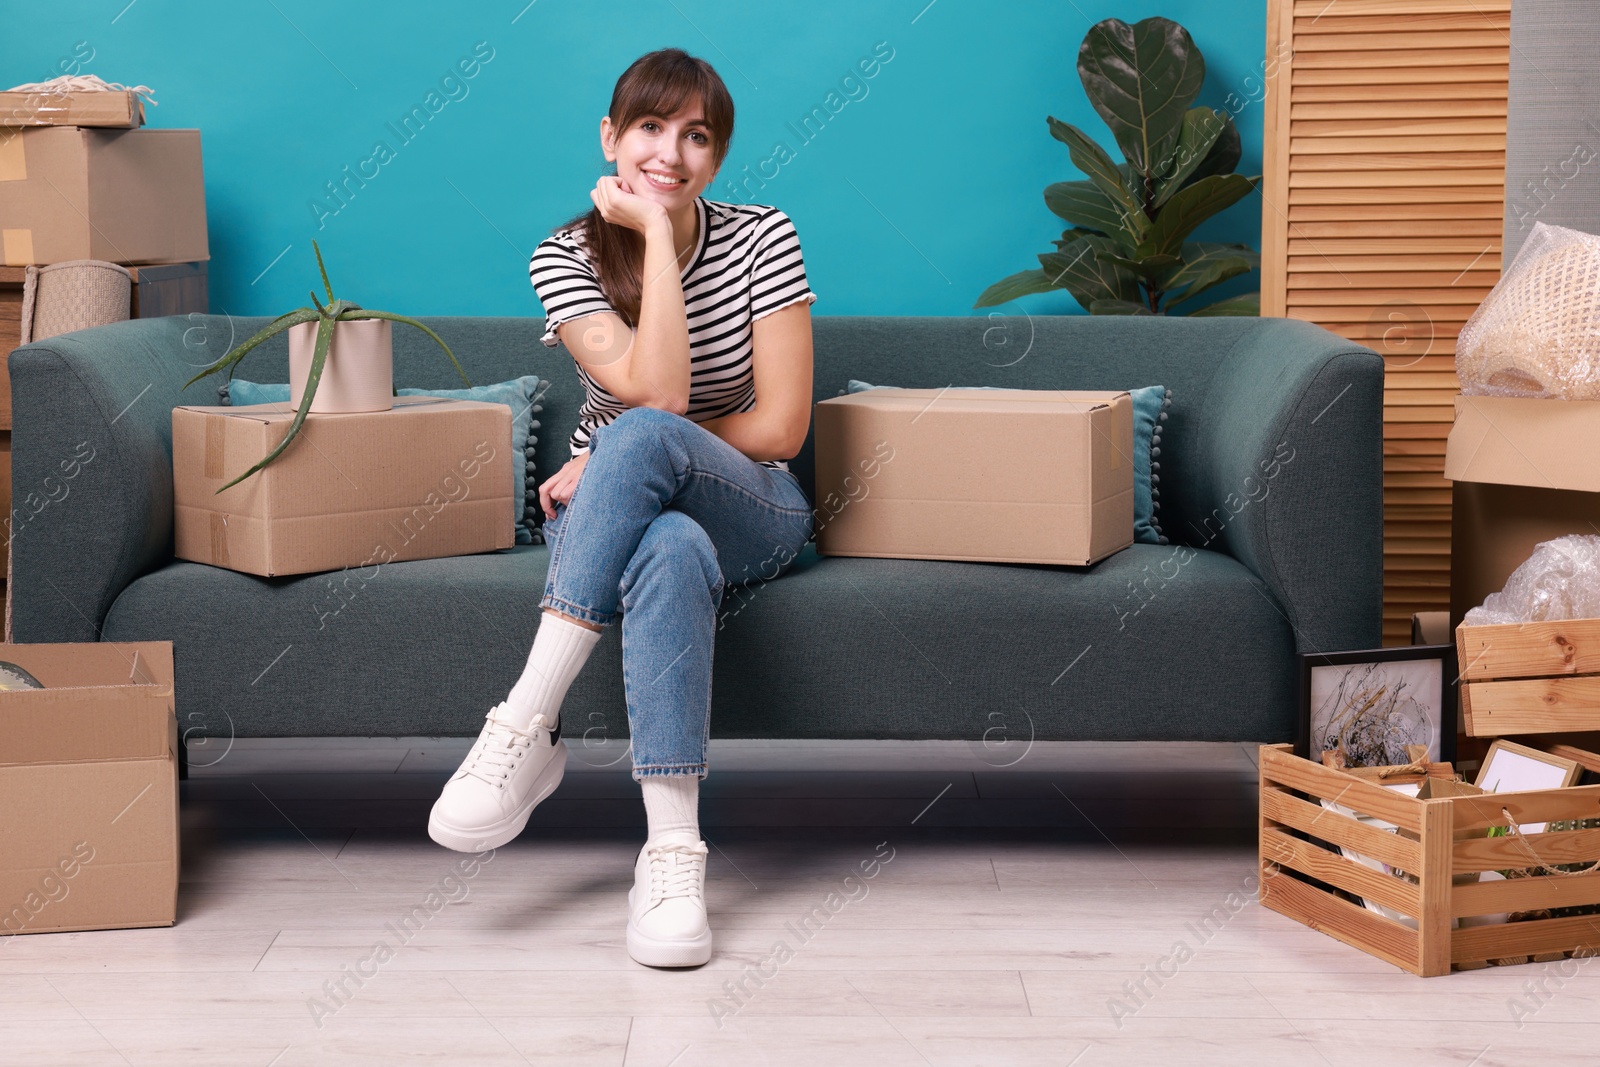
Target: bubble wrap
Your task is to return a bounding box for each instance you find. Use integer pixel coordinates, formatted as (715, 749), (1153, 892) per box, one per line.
(1463, 534), (1600, 625)
(1457, 222), (1600, 400)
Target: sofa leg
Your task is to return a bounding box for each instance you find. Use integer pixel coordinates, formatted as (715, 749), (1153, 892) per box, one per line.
(178, 735), (189, 781)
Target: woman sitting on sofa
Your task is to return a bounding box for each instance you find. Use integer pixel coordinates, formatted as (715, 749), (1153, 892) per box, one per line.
(427, 46), (818, 970)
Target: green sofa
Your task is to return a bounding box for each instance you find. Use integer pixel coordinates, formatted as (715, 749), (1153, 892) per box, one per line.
(7, 314), (1382, 765)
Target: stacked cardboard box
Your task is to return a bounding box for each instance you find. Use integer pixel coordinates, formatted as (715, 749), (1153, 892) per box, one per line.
(1, 106), (210, 605)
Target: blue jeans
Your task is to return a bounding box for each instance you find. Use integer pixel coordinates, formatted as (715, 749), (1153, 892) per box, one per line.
(538, 406), (814, 780)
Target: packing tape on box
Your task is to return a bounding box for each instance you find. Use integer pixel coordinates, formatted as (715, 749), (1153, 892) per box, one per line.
(209, 512), (230, 568)
(204, 417), (225, 479)
(0, 130), (24, 180)
(2, 229), (34, 267)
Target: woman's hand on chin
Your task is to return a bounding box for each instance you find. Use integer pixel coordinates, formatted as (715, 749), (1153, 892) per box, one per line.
(591, 176), (669, 234)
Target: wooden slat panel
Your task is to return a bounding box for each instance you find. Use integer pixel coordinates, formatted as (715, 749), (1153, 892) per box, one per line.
(1293, 82), (1509, 104)
(1462, 677), (1600, 735)
(1292, 12), (1508, 33)
(1454, 828), (1600, 876)
(1291, 287), (1488, 304)
(1293, 152), (1504, 171)
(1454, 911), (1600, 966)
(1457, 619), (1600, 680)
(1289, 202), (1503, 221)
(1261, 866), (1423, 975)
(1291, 100), (1506, 120)
(1295, 31), (1511, 52)
(1286, 219), (1501, 237)
(1261, 826), (1422, 916)
(1289, 269), (1498, 286)
(1294, 47), (1508, 69)
(1291, 169), (1504, 187)
(1293, 65), (1508, 86)
(1292, 0), (1508, 13)
(1291, 118), (1505, 138)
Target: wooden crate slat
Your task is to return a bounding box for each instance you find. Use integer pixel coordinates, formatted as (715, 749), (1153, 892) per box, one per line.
(1261, 784), (1423, 873)
(1452, 911), (1600, 966)
(1262, 826), (1423, 916)
(1462, 677), (1600, 735)
(1260, 865), (1423, 975)
(1446, 785), (1600, 833)
(1453, 828), (1600, 877)
(1259, 745), (1424, 830)
(1457, 619), (1600, 681)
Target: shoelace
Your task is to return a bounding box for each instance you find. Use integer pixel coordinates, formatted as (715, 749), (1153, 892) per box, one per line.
(460, 706), (548, 787)
(645, 841), (707, 903)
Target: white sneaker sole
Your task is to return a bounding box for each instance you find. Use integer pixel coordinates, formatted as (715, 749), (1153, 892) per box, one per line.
(428, 740), (568, 853)
(627, 886), (713, 967)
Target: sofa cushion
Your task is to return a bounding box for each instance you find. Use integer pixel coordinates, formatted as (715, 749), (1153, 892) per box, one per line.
(102, 541), (1296, 744)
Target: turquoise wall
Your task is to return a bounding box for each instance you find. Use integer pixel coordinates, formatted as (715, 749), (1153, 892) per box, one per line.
(3, 0), (1268, 319)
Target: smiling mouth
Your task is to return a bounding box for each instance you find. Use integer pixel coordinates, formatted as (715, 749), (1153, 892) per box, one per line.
(642, 170), (687, 190)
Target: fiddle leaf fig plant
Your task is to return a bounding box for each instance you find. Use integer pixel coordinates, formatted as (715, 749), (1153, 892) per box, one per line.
(977, 16), (1262, 317)
(182, 240), (472, 493)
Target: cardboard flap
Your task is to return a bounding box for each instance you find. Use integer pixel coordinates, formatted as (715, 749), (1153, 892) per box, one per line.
(0, 687), (173, 766)
(1445, 395), (1600, 493)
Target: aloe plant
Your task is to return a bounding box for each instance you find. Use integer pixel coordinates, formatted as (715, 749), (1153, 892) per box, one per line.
(976, 16), (1262, 317)
(183, 241), (471, 493)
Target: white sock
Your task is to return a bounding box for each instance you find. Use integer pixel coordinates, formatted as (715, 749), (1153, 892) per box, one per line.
(641, 775), (701, 842)
(504, 610), (602, 732)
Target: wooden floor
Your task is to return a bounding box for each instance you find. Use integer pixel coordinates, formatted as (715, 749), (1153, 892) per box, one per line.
(4, 738), (1598, 1065)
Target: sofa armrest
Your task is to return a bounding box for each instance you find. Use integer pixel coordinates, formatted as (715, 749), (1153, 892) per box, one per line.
(8, 317), (198, 642)
(1168, 317), (1384, 654)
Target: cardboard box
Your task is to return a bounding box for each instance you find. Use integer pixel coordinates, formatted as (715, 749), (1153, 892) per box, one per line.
(173, 396), (515, 577)
(0, 127), (208, 266)
(813, 388), (1133, 566)
(0, 90), (144, 129)
(1444, 395), (1600, 625)
(0, 641), (178, 936)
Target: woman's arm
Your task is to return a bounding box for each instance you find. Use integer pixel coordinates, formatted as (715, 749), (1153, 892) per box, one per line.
(698, 300), (814, 461)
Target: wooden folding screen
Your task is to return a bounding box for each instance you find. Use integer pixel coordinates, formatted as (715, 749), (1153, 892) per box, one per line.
(1261, 0), (1511, 646)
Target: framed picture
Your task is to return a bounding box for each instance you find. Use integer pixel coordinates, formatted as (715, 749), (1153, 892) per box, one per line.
(1296, 644), (1457, 767)
(1475, 740), (1582, 834)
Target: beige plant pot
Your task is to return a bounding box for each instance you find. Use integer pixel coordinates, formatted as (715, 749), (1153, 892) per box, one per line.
(288, 317), (394, 413)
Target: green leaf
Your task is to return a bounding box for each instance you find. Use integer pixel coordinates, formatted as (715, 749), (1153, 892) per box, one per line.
(1137, 174), (1259, 259)
(1044, 181), (1141, 244)
(1184, 291), (1260, 317)
(1184, 114), (1242, 190)
(1100, 251), (1182, 281)
(1164, 243), (1260, 307)
(1077, 16), (1206, 182)
(340, 309), (472, 388)
(1152, 107), (1231, 207)
(214, 312), (335, 493)
(181, 307), (320, 391)
(974, 269), (1063, 308)
(1089, 298), (1154, 315)
(1047, 117), (1147, 242)
(313, 240), (335, 303)
(1037, 235), (1141, 312)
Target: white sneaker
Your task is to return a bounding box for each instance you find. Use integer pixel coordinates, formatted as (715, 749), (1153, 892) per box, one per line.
(428, 702), (566, 852)
(626, 830), (713, 967)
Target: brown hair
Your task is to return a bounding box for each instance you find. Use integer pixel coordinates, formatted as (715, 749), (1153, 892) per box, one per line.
(553, 48), (735, 329)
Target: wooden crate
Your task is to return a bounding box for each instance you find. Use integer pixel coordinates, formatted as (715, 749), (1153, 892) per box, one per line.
(1259, 743), (1600, 975)
(1459, 617), (1600, 736)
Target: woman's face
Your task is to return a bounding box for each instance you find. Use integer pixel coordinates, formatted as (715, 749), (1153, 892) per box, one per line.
(601, 94), (719, 202)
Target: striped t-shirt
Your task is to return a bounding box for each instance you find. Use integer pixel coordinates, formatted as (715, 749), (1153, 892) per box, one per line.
(528, 196), (817, 473)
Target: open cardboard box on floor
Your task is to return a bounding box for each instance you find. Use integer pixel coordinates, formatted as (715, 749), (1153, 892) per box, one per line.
(812, 388), (1134, 566)
(1445, 395), (1600, 627)
(0, 641), (178, 936)
(173, 396), (515, 577)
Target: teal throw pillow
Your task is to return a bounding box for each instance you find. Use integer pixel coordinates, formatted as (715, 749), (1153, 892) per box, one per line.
(842, 380), (1170, 546)
(219, 376), (548, 546)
